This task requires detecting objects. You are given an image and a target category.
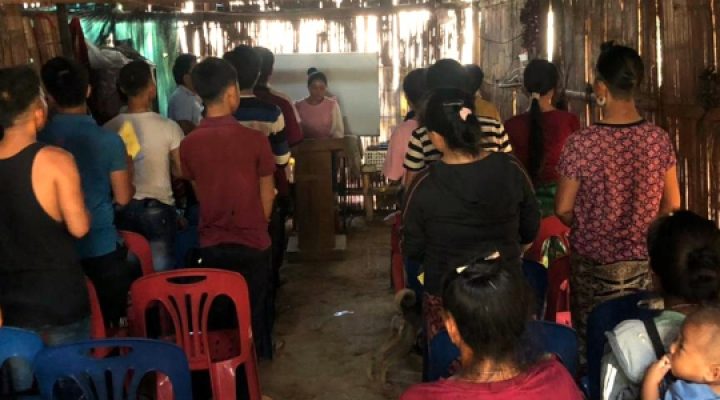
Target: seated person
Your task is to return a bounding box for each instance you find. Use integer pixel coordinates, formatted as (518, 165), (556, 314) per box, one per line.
(180, 57), (276, 360)
(400, 258), (583, 400)
(602, 210), (720, 399)
(643, 306), (720, 400)
(465, 63), (502, 120)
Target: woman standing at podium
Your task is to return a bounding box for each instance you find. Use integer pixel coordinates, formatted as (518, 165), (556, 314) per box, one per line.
(295, 68), (344, 139)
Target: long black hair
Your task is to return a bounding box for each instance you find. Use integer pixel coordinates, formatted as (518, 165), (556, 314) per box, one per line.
(523, 59), (559, 183)
(442, 257), (537, 370)
(422, 88), (482, 156)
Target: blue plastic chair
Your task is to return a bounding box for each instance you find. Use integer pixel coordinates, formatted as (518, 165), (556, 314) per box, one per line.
(0, 327), (44, 393)
(33, 338), (192, 400)
(586, 291), (656, 400)
(522, 260), (548, 317)
(528, 319), (579, 377)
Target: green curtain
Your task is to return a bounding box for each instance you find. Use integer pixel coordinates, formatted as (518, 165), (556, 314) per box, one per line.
(81, 17), (179, 117)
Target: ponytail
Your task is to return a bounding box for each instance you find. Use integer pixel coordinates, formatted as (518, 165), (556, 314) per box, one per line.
(528, 95), (544, 183)
(423, 88), (482, 157)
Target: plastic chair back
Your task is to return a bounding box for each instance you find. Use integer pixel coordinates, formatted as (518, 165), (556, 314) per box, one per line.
(0, 327), (43, 368)
(33, 338), (191, 400)
(545, 255), (571, 323)
(526, 216), (570, 264)
(522, 260), (548, 317)
(586, 291), (656, 400)
(129, 268), (261, 400)
(119, 230), (155, 275)
(528, 320), (579, 377)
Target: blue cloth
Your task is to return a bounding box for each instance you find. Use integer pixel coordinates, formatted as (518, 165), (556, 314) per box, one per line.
(40, 114), (127, 258)
(665, 381), (720, 400)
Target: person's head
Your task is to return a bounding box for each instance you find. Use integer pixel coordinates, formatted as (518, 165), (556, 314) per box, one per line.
(442, 257), (535, 370)
(465, 64), (485, 95)
(0, 65), (47, 135)
(254, 46), (275, 86)
(402, 68), (427, 111)
(173, 53), (198, 90)
(422, 88), (481, 157)
(222, 45), (261, 91)
(426, 59), (470, 92)
(191, 57), (240, 116)
(647, 210), (720, 304)
(523, 59), (559, 183)
(118, 60), (156, 102)
(41, 57), (90, 110)
(307, 68), (328, 102)
(668, 306), (720, 385)
(593, 41), (644, 105)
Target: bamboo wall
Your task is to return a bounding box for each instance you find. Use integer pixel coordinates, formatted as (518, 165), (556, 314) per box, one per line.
(0, 4), (61, 68)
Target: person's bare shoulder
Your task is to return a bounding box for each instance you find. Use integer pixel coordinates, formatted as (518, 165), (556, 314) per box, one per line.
(36, 145), (78, 175)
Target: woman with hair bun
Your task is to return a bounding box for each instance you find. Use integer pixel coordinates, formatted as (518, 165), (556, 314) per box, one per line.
(505, 59), (580, 216)
(555, 42), (681, 352)
(601, 210), (720, 399)
(401, 258), (583, 400)
(294, 68), (344, 139)
(402, 88), (540, 380)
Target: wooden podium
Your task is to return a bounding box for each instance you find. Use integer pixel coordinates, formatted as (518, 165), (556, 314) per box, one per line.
(288, 138), (347, 262)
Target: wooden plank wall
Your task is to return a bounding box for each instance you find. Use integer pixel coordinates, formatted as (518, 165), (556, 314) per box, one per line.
(0, 4), (62, 69)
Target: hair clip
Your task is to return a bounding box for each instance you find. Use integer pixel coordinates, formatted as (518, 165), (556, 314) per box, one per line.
(456, 265), (469, 274)
(458, 107), (472, 121)
(530, 92), (541, 100)
(484, 251), (501, 260)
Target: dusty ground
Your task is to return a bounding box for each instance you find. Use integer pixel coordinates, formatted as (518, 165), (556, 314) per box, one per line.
(259, 221), (421, 400)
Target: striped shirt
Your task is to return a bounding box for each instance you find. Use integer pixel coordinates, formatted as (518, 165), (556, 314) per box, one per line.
(234, 96), (290, 166)
(403, 117), (512, 171)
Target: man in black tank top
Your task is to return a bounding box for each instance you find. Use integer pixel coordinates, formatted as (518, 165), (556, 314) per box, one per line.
(0, 66), (91, 391)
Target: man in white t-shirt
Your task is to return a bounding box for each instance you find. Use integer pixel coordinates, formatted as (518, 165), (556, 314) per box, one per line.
(105, 60), (184, 271)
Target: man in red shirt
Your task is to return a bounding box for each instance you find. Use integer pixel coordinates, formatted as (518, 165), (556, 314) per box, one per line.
(180, 57), (276, 359)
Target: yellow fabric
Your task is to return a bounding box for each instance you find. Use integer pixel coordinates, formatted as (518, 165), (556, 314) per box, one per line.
(117, 120), (141, 159)
(474, 97), (502, 121)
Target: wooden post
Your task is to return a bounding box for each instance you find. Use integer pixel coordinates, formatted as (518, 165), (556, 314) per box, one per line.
(56, 4), (73, 59)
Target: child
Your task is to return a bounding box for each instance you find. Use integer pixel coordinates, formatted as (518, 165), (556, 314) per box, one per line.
(643, 306), (720, 400)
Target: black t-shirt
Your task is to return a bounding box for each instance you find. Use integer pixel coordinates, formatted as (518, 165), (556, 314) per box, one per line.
(401, 152), (540, 294)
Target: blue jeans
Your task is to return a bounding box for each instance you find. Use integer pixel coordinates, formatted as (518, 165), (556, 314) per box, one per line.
(117, 199), (177, 271)
(6, 318), (90, 392)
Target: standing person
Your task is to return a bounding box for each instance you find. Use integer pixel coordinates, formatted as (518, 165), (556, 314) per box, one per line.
(555, 42), (681, 357)
(254, 46), (304, 147)
(167, 53), (203, 133)
(223, 45), (290, 290)
(383, 68), (426, 183)
(505, 59), (580, 216)
(104, 60), (185, 272)
(0, 66), (90, 389)
(465, 64), (502, 121)
(401, 259), (583, 400)
(294, 69), (344, 139)
(180, 57), (277, 359)
(40, 57), (137, 327)
(403, 59), (512, 185)
(402, 88), (540, 380)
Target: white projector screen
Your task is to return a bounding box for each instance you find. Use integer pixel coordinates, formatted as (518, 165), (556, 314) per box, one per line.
(271, 53), (380, 136)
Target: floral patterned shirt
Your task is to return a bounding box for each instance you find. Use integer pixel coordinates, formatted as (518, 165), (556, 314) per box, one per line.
(557, 121), (676, 264)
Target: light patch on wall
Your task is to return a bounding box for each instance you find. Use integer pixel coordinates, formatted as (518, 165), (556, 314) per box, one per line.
(546, 3), (555, 61)
(181, 1), (194, 14)
(656, 14), (663, 87)
(460, 6), (474, 64)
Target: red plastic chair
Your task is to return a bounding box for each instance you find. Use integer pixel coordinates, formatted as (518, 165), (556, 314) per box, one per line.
(86, 279), (107, 342)
(129, 268), (261, 400)
(390, 213), (405, 293)
(526, 216), (570, 265)
(120, 230), (155, 275)
(545, 255), (572, 326)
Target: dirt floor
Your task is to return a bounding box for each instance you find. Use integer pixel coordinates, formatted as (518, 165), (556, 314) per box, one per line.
(259, 220), (422, 400)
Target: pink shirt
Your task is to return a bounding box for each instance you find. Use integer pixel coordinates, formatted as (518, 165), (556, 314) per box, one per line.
(401, 358), (583, 400)
(294, 97), (343, 139)
(383, 118), (419, 181)
(557, 121), (676, 264)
